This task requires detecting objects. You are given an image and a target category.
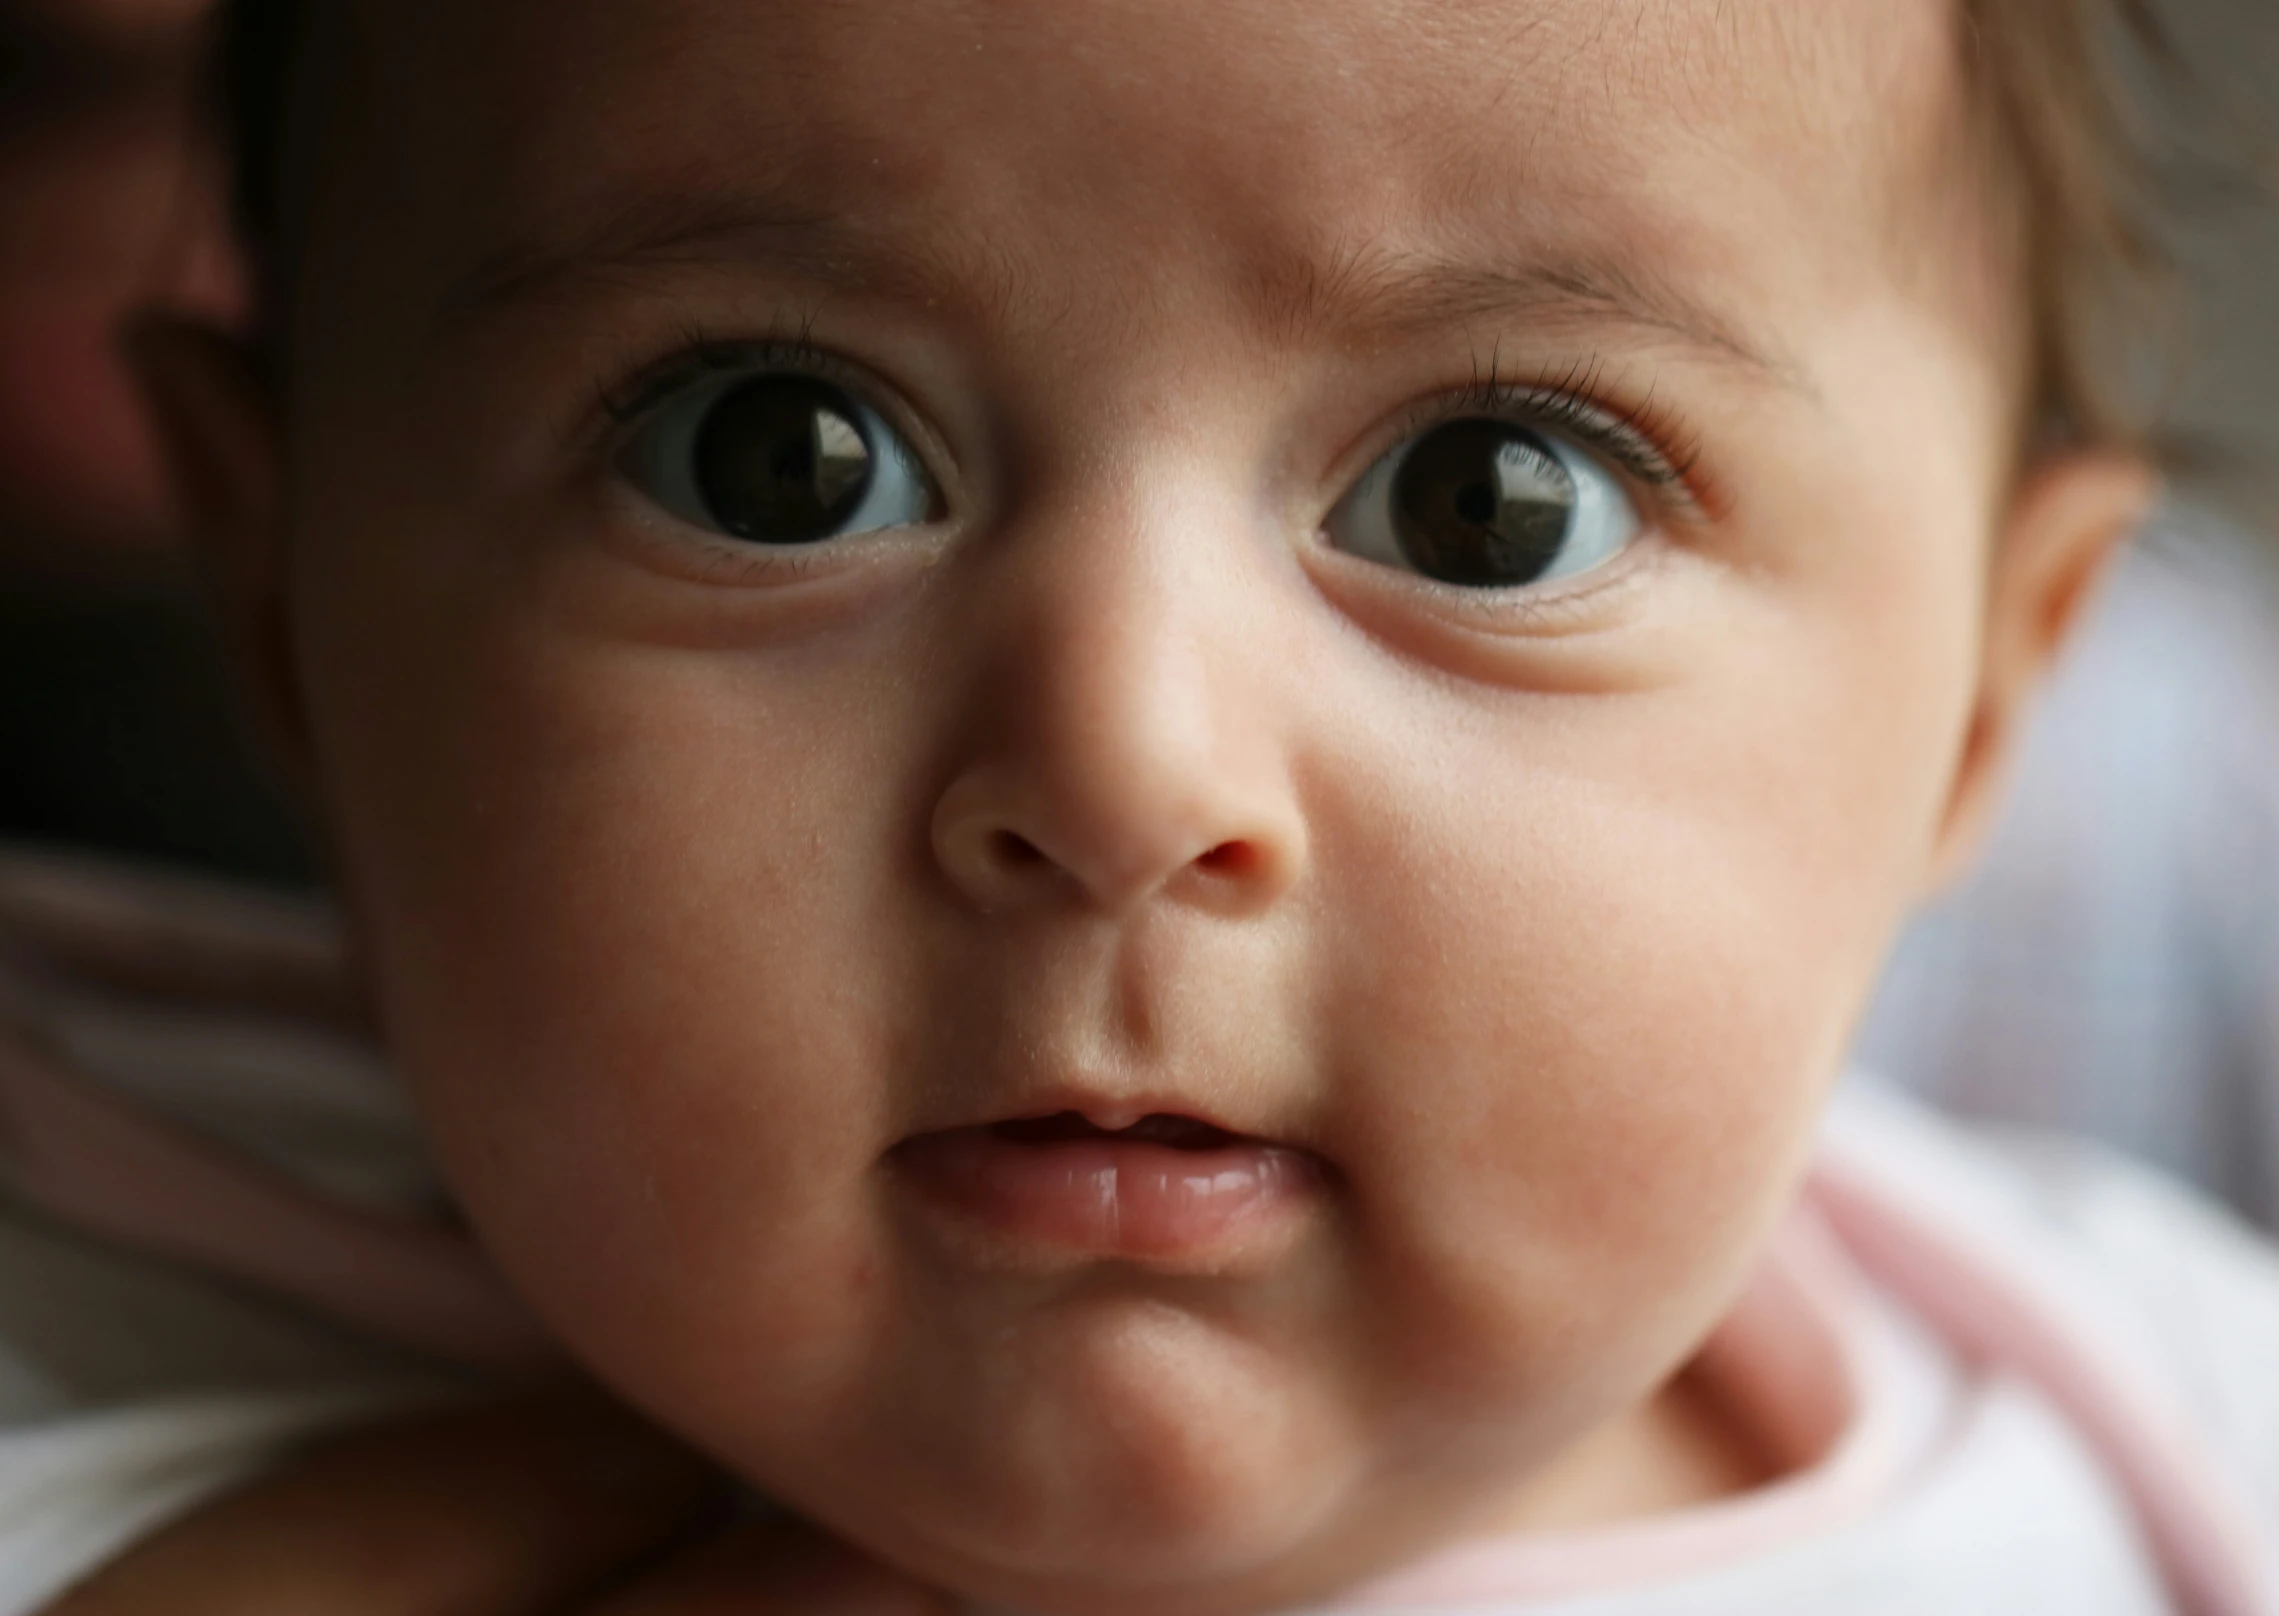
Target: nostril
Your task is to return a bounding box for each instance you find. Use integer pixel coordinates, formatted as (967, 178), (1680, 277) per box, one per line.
(1197, 841), (1258, 877)
(991, 829), (1048, 868)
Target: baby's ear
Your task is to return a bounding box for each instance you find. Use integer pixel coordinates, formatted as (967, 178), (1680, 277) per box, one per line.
(1924, 449), (2158, 891)
(126, 317), (313, 792)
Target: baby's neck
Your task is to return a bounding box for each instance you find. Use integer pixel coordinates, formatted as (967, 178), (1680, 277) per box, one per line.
(1480, 1365), (1782, 1535)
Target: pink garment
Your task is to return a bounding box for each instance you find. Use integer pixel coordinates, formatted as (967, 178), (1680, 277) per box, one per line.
(0, 1027), (547, 1373)
(1811, 1106), (2275, 1616)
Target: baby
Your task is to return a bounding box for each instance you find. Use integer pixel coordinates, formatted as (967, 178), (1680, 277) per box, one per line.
(15, 0), (2279, 1610)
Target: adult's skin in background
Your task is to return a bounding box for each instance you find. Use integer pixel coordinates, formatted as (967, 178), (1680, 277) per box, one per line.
(0, 0), (233, 566)
(0, 0), (316, 881)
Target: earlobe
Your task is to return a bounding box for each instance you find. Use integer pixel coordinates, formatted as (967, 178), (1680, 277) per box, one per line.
(1924, 450), (2159, 892)
(124, 316), (313, 788)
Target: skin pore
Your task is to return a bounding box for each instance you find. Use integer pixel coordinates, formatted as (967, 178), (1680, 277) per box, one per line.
(135, 1), (2152, 1613)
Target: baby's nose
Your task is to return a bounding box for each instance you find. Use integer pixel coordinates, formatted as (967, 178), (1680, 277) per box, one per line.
(930, 758), (1301, 917)
(925, 518), (1307, 919)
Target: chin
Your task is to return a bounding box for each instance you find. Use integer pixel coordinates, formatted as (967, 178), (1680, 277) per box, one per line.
(853, 1485), (1361, 1616)
(776, 1294), (1384, 1616)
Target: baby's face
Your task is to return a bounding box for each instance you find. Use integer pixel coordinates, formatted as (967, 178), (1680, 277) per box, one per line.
(232, 0), (2122, 1610)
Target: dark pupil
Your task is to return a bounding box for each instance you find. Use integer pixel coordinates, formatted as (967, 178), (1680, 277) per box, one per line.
(1391, 419), (1577, 587)
(693, 376), (875, 543)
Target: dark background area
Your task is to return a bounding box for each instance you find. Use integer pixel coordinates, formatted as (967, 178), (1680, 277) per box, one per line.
(0, 560), (314, 883)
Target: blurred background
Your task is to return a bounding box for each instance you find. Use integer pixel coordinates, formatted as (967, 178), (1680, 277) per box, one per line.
(0, 0), (308, 885)
(2154, 0), (2279, 538)
(2, 0), (2278, 1213)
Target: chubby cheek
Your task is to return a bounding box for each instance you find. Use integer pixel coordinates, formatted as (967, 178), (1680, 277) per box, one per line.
(1314, 551), (1979, 1468)
(301, 592), (935, 1452)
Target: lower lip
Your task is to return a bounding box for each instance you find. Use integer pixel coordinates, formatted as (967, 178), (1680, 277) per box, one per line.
(891, 1129), (1320, 1262)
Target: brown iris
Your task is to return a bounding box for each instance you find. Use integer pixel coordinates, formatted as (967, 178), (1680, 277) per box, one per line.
(1390, 420), (1577, 586)
(693, 376), (876, 544)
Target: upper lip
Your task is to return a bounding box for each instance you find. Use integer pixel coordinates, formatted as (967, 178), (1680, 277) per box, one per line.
(898, 1086), (1292, 1151)
(982, 1110), (1254, 1150)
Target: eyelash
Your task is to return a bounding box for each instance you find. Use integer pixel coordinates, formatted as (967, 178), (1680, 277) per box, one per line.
(592, 324), (1714, 519)
(1417, 351), (1710, 518)
(597, 316), (840, 427)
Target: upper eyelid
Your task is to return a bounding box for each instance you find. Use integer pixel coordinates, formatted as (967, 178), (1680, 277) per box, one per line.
(598, 333), (950, 492)
(1362, 368), (1709, 522)
(600, 331), (859, 425)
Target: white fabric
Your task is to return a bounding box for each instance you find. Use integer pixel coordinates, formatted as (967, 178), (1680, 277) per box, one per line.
(1359, 1383), (2177, 1616)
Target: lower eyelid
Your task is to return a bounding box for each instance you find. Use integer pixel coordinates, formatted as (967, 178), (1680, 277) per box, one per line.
(600, 495), (956, 595)
(1331, 533), (1675, 645)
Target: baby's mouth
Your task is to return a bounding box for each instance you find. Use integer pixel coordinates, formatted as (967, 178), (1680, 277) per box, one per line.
(890, 1109), (1322, 1263)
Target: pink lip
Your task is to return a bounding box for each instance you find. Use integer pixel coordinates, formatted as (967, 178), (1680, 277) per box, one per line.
(891, 1111), (1321, 1262)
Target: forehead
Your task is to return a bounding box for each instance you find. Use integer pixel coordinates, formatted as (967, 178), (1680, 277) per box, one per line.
(317, 0), (1967, 349)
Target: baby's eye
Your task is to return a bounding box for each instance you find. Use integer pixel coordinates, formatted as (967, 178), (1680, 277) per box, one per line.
(1324, 418), (1639, 589)
(620, 370), (937, 545)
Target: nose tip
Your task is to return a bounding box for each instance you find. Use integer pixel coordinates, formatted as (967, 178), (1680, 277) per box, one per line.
(930, 770), (1303, 916)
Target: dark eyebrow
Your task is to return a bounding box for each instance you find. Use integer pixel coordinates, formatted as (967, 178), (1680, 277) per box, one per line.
(435, 183), (848, 329)
(437, 185), (1810, 396)
(1262, 244), (1808, 392)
